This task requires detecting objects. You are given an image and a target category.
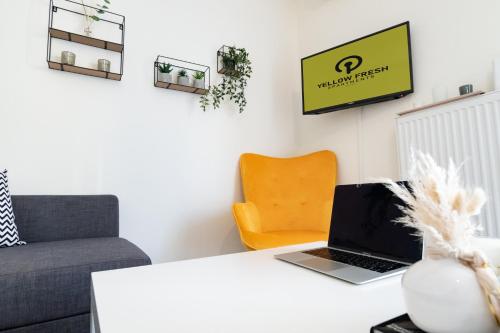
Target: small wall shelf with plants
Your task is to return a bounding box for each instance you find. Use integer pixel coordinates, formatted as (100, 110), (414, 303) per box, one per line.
(154, 56), (210, 95)
(47, 0), (125, 81)
(200, 45), (252, 113)
(217, 45), (248, 76)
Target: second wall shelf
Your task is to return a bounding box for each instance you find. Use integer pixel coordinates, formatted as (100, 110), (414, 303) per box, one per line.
(155, 81), (208, 95)
(154, 55), (210, 95)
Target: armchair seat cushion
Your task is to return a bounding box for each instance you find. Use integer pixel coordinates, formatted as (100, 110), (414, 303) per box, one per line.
(241, 230), (328, 250)
(0, 237), (151, 330)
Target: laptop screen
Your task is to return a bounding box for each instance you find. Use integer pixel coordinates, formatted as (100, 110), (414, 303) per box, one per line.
(328, 182), (422, 264)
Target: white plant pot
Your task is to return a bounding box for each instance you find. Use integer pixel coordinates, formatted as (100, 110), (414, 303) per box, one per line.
(178, 76), (190, 86)
(193, 78), (205, 89)
(158, 72), (174, 83)
(402, 257), (497, 333)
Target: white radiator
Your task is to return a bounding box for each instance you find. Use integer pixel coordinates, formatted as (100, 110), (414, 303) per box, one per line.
(396, 91), (500, 237)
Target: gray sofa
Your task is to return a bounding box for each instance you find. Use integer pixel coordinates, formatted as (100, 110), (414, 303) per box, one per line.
(0, 195), (151, 333)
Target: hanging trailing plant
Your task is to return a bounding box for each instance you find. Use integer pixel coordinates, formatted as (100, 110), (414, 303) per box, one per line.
(200, 46), (252, 113)
(80, 0), (111, 36)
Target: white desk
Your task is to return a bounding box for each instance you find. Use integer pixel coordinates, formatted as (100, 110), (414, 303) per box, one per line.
(91, 242), (406, 332)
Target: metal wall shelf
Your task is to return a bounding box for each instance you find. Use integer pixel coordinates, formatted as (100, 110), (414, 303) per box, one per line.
(155, 81), (208, 95)
(49, 28), (123, 52)
(47, 0), (125, 81)
(154, 55), (210, 95)
(48, 61), (122, 80)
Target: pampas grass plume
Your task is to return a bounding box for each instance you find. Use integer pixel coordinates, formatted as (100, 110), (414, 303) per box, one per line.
(380, 151), (486, 255)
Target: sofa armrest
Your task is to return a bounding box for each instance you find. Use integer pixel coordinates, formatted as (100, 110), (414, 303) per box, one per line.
(232, 202), (262, 233)
(11, 195), (119, 243)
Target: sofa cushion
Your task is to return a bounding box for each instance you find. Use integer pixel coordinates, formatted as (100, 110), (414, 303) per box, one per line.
(1, 314), (90, 333)
(0, 237), (151, 330)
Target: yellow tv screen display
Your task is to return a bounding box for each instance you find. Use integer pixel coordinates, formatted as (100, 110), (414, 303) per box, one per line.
(301, 22), (413, 114)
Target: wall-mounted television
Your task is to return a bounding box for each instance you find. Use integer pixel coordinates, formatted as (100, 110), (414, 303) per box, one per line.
(301, 22), (413, 115)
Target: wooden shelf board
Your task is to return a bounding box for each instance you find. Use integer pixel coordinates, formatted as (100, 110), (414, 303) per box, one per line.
(49, 28), (123, 52)
(155, 81), (208, 95)
(48, 61), (122, 81)
(398, 91), (484, 116)
(218, 68), (240, 77)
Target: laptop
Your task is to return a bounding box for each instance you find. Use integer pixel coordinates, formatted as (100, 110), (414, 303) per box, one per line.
(275, 182), (422, 284)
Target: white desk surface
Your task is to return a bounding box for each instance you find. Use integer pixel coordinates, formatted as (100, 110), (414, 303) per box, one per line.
(91, 241), (405, 333)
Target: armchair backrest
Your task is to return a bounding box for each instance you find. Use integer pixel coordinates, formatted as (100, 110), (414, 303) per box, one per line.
(239, 151), (337, 232)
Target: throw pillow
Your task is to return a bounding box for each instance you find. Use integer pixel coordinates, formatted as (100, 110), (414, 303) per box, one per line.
(0, 169), (26, 247)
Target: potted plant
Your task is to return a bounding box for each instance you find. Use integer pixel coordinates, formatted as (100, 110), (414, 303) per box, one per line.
(193, 71), (205, 89)
(220, 46), (246, 76)
(158, 63), (174, 83)
(80, 0), (111, 37)
(200, 46), (252, 113)
(222, 52), (236, 72)
(177, 69), (189, 86)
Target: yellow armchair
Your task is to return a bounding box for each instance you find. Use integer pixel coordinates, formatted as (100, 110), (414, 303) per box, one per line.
(233, 150), (337, 250)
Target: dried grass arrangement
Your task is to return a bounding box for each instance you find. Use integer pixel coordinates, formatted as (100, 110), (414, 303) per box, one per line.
(381, 152), (500, 326)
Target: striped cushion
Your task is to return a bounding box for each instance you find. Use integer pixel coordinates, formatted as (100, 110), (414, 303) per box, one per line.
(0, 170), (25, 247)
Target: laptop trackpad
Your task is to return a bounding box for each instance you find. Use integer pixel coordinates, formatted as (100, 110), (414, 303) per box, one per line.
(298, 258), (348, 272)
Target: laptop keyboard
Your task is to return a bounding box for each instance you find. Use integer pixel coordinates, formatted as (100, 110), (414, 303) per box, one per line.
(303, 248), (406, 273)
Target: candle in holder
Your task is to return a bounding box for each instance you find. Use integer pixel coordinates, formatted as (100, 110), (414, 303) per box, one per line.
(61, 51), (75, 65)
(97, 59), (111, 72)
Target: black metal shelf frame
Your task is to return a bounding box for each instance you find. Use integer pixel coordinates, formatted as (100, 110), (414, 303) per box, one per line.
(47, 0), (125, 80)
(154, 55), (210, 95)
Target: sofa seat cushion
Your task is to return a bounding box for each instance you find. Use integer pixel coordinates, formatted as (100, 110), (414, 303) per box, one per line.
(0, 237), (151, 330)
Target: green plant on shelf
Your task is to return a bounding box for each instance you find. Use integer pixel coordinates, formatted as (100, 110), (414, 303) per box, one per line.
(193, 71), (205, 80)
(158, 63), (173, 73)
(80, 0), (111, 37)
(178, 69), (188, 77)
(81, 0), (111, 22)
(221, 47), (247, 74)
(200, 46), (252, 113)
(222, 53), (236, 71)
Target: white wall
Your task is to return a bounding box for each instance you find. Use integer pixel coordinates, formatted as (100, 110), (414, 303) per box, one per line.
(0, 0), (300, 263)
(295, 0), (500, 184)
(4, 0), (499, 263)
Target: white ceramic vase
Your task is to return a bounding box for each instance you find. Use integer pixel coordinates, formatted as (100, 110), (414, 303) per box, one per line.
(402, 257), (497, 333)
(158, 72), (173, 83)
(193, 78), (205, 89)
(178, 76), (189, 86)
